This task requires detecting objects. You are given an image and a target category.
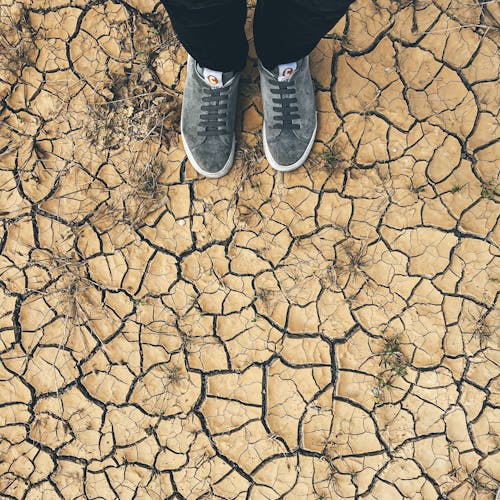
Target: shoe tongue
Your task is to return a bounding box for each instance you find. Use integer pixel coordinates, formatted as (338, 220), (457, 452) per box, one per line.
(276, 62), (298, 82)
(203, 67), (223, 88)
(200, 66), (234, 88)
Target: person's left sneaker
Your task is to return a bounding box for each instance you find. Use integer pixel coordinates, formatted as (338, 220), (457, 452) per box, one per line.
(258, 56), (317, 172)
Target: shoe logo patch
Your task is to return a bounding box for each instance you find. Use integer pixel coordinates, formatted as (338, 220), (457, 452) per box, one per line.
(278, 62), (297, 82)
(203, 68), (223, 88)
(207, 75), (219, 86)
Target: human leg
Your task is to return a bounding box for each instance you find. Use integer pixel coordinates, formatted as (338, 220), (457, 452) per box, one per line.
(160, 0), (248, 72)
(160, 0), (248, 177)
(254, 0), (354, 71)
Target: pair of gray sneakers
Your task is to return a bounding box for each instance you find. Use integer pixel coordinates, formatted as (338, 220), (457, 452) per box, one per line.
(180, 55), (317, 178)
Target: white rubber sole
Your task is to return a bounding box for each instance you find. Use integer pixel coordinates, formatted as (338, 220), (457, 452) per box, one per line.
(262, 114), (318, 172)
(181, 133), (235, 179)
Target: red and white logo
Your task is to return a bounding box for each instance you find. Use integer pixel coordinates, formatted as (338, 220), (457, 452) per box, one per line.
(207, 74), (219, 86)
(203, 68), (223, 88)
(278, 62), (297, 82)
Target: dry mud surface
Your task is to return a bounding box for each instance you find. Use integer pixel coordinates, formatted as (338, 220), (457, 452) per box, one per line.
(0, 0), (499, 498)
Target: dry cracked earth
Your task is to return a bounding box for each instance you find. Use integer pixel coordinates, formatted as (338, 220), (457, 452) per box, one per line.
(0, 0), (499, 498)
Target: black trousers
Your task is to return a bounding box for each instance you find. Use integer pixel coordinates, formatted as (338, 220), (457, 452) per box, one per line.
(160, 0), (354, 72)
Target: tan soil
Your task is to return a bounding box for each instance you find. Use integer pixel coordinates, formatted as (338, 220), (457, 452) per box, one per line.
(0, 0), (499, 498)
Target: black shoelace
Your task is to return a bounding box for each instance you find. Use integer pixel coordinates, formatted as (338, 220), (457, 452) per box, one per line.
(269, 79), (300, 130)
(198, 87), (229, 137)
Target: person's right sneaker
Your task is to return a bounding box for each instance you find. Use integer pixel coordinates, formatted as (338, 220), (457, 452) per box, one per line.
(259, 56), (317, 172)
(180, 55), (240, 178)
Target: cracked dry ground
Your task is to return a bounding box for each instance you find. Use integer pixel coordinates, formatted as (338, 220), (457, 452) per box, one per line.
(0, 0), (499, 498)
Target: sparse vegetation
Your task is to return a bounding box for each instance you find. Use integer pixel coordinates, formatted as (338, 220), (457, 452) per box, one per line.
(410, 184), (426, 194)
(334, 240), (370, 279)
(320, 146), (341, 171)
(471, 316), (493, 347)
(255, 286), (277, 305)
(85, 69), (180, 151)
(319, 438), (345, 492)
(372, 334), (410, 404)
(236, 202), (263, 226)
(465, 307), (496, 348)
(480, 181), (500, 199)
(464, 465), (498, 495)
(323, 452), (339, 488)
(0, 4), (35, 78)
(163, 364), (184, 386)
(232, 135), (265, 189)
(379, 334), (410, 377)
(309, 142), (346, 174)
(144, 425), (156, 436)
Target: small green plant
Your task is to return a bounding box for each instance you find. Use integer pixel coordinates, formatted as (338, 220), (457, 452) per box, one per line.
(451, 183), (463, 193)
(133, 297), (148, 306)
(373, 373), (396, 405)
(481, 181), (500, 199)
(313, 143), (343, 173)
(411, 185), (426, 194)
(320, 148), (338, 166)
(372, 334), (410, 405)
(379, 335), (409, 377)
(376, 374), (394, 389)
(143, 12), (179, 50)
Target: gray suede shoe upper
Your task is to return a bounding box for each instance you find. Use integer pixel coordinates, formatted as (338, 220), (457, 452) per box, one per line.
(181, 55), (240, 177)
(259, 56), (317, 170)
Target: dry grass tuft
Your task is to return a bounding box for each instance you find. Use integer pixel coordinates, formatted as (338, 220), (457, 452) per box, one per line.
(0, 4), (35, 79)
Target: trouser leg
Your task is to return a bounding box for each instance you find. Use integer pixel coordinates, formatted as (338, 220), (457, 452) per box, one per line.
(159, 0), (248, 72)
(253, 0), (355, 71)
